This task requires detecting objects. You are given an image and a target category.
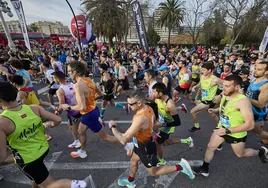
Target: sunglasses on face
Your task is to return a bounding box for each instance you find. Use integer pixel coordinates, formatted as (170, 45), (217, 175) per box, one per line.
(128, 101), (138, 106)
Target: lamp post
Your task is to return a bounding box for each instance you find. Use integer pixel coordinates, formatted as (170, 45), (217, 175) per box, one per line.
(0, 0), (16, 50)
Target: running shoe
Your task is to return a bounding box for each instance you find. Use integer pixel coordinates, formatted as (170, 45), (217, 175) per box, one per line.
(259, 146), (268, 163)
(188, 127), (201, 132)
(192, 166), (209, 177)
(180, 103), (188, 113)
(157, 158), (167, 166)
(178, 158), (195, 179)
(216, 144), (223, 151)
(118, 177), (136, 188)
(70, 149), (87, 159)
(124, 142), (134, 156)
(71, 180), (87, 188)
(68, 140), (81, 149)
(45, 134), (52, 141)
(187, 137), (194, 147)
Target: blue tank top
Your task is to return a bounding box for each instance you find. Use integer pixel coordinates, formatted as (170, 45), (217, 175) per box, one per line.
(246, 78), (268, 116)
(164, 73), (172, 98)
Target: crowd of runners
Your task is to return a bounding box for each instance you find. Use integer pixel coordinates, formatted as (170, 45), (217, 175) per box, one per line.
(0, 44), (268, 188)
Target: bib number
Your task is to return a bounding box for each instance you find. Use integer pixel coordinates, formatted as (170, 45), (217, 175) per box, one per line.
(220, 114), (230, 128)
(201, 89), (208, 98)
(133, 137), (139, 148)
(158, 114), (165, 123)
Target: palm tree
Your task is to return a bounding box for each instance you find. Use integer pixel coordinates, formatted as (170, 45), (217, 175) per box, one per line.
(81, 0), (126, 48)
(157, 0), (185, 47)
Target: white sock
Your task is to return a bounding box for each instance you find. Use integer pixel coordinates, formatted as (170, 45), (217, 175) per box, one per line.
(71, 180), (86, 188)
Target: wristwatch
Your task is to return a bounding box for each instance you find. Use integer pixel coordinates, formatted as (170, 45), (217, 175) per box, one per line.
(67, 106), (72, 111)
(225, 128), (232, 134)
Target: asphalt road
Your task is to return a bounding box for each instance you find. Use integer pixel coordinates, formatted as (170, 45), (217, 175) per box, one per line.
(1, 81), (268, 188)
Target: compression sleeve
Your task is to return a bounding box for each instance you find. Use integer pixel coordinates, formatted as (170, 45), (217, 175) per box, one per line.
(166, 114), (181, 127)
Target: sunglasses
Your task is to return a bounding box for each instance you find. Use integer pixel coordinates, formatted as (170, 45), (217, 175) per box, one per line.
(128, 101), (138, 106)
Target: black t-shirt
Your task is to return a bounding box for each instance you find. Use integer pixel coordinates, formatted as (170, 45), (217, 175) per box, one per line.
(21, 59), (32, 70)
(241, 79), (250, 93)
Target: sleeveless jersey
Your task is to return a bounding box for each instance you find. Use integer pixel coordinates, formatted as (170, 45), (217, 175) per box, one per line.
(1, 105), (48, 164)
(155, 98), (175, 134)
(60, 83), (80, 117)
(218, 95), (247, 138)
(200, 75), (218, 101)
(20, 88), (40, 105)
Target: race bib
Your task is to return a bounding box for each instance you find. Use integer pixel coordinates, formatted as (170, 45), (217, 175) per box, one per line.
(133, 137), (139, 148)
(158, 114), (165, 123)
(201, 89), (208, 98)
(220, 114), (230, 128)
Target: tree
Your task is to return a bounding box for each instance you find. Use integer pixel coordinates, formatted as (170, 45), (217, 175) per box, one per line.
(82, 0), (126, 48)
(184, 0), (218, 46)
(218, 0), (267, 50)
(157, 0), (185, 48)
(147, 17), (160, 46)
(202, 10), (227, 45)
(27, 23), (39, 32)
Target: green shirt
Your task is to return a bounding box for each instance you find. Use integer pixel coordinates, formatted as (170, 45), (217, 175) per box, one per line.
(1, 105), (49, 164)
(200, 75), (218, 101)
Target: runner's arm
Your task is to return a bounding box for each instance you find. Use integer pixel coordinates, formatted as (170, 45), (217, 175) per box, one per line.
(162, 76), (169, 88)
(249, 86), (268, 108)
(165, 100), (181, 127)
(69, 82), (87, 111)
(0, 130), (7, 163)
(33, 105), (62, 127)
(18, 91), (28, 105)
(56, 88), (65, 111)
(112, 115), (144, 145)
(229, 98), (254, 133)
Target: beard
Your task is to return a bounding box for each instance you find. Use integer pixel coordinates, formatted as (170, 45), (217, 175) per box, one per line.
(223, 90), (235, 96)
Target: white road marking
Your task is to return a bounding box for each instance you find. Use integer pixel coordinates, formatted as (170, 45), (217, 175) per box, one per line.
(37, 86), (49, 95)
(45, 151), (63, 170)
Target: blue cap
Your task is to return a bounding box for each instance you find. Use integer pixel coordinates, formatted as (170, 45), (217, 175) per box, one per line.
(157, 64), (170, 71)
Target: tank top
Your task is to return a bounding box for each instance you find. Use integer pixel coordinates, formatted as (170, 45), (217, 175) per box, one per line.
(191, 65), (199, 79)
(246, 78), (268, 116)
(218, 95), (247, 138)
(0, 105), (49, 164)
(155, 98), (175, 134)
(164, 73), (172, 98)
(19, 88), (40, 105)
(178, 68), (190, 89)
(220, 72), (231, 80)
(133, 105), (154, 145)
(200, 75), (218, 101)
(60, 83), (80, 117)
(78, 77), (96, 114)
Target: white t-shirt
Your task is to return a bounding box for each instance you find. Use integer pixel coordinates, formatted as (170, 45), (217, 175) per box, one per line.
(45, 69), (60, 89)
(148, 80), (157, 98)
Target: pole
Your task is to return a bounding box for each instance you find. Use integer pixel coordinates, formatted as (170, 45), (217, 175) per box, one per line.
(65, 0), (82, 53)
(0, 10), (16, 50)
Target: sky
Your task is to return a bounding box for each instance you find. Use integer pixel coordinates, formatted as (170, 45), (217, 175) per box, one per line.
(3, 0), (165, 26)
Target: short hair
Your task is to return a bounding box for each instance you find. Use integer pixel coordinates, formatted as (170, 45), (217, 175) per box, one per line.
(68, 61), (86, 77)
(9, 59), (23, 69)
(224, 63), (232, 68)
(52, 71), (66, 80)
(145, 69), (155, 78)
(181, 60), (187, 66)
(9, 75), (24, 86)
(259, 60), (268, 71)
(224, 74), (242, 86)
(127, 90), (144, 101)
(152, 82), (167, 95)
(0, 81), (18, 102)
(0, 58), (5, 65)
(202, 62), (215, 71)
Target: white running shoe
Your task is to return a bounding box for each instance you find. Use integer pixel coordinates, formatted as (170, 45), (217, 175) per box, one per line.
(124, 142), (134, 156)
(68, 140), (81, 149)
(71, 180), (87, 188)
(188, 137), (194, 147)
(70, 149), (87, 159)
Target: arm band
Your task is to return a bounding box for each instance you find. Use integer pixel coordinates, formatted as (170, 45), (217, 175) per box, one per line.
(166, 114), (181, 127)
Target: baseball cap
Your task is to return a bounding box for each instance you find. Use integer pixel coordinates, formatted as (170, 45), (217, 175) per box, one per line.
(239, 68), (249, 75)
(157, 64), (170, 71)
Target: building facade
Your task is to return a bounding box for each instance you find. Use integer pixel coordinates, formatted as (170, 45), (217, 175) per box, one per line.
(34, 21), (70, 35)
(0, 20), (21, 33)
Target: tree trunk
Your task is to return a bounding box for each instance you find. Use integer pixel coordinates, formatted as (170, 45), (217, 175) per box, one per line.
(168, 28), (171, 48)
(108, 36), (113, 49)
(229, 25), (245, 51)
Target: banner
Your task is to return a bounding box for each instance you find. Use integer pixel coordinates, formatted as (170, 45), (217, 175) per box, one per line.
(259, 26), (268, 53)
(131, 1), (149, 51)
(11, 0), (32, 53)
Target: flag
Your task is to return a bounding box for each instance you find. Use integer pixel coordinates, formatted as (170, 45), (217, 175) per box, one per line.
(259, 26), (268, 53)
(11, 0), (32, 53)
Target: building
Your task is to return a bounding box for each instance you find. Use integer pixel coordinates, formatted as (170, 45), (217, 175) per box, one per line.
(34, 21), (70, 35)
(0, 20), (21, 33)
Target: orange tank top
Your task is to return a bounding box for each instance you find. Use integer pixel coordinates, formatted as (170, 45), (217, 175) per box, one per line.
(133, 105), (154, 144)
(78, 77), (96, 114)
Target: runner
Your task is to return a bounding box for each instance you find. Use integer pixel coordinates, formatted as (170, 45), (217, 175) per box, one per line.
(193, 75), (268, 177)
(61, 61), (133, 158)
(157, 64), (172, 98)
(108, 91), (195, 187)
(52, 71), (82, 149)
(0, 81), (87, 188)
(152, 82), (193, 165)
(189, 62), (222, 132)
(245, 60), (268, 139)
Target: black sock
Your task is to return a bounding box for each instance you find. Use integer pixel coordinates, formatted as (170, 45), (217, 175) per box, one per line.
(202, 162), (210, 170)
(258, 148), (264, 156)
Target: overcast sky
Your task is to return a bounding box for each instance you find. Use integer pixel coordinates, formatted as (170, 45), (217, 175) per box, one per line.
(3, 0), (165, 26)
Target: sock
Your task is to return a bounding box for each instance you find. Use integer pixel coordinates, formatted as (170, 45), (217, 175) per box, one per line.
(100, 108), (106, 117)
(128, 176), (135, 182)
(194, 123), (200, 128)
(180, 138), (189, 144)
(115, 103), (124, 109)
(202, 162), (210, 170)
(175, 164), (183, 171)
(71, 180), (86, 188)
(258, 148), (265, 156)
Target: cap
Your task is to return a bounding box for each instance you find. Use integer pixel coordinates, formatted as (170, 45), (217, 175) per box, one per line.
(157, 64), (170, 71)
(239, 68), (249, 75)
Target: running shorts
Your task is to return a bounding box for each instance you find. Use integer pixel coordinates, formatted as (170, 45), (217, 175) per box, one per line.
(81, 107), (103, 133)
(201, 100), (216, 108)
(220, 135), (247, 144)
(155, 131), (170, 144)
(67, 114), (81, 126)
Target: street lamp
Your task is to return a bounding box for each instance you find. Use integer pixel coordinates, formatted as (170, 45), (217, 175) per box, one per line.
(0, 0), (16, 50)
